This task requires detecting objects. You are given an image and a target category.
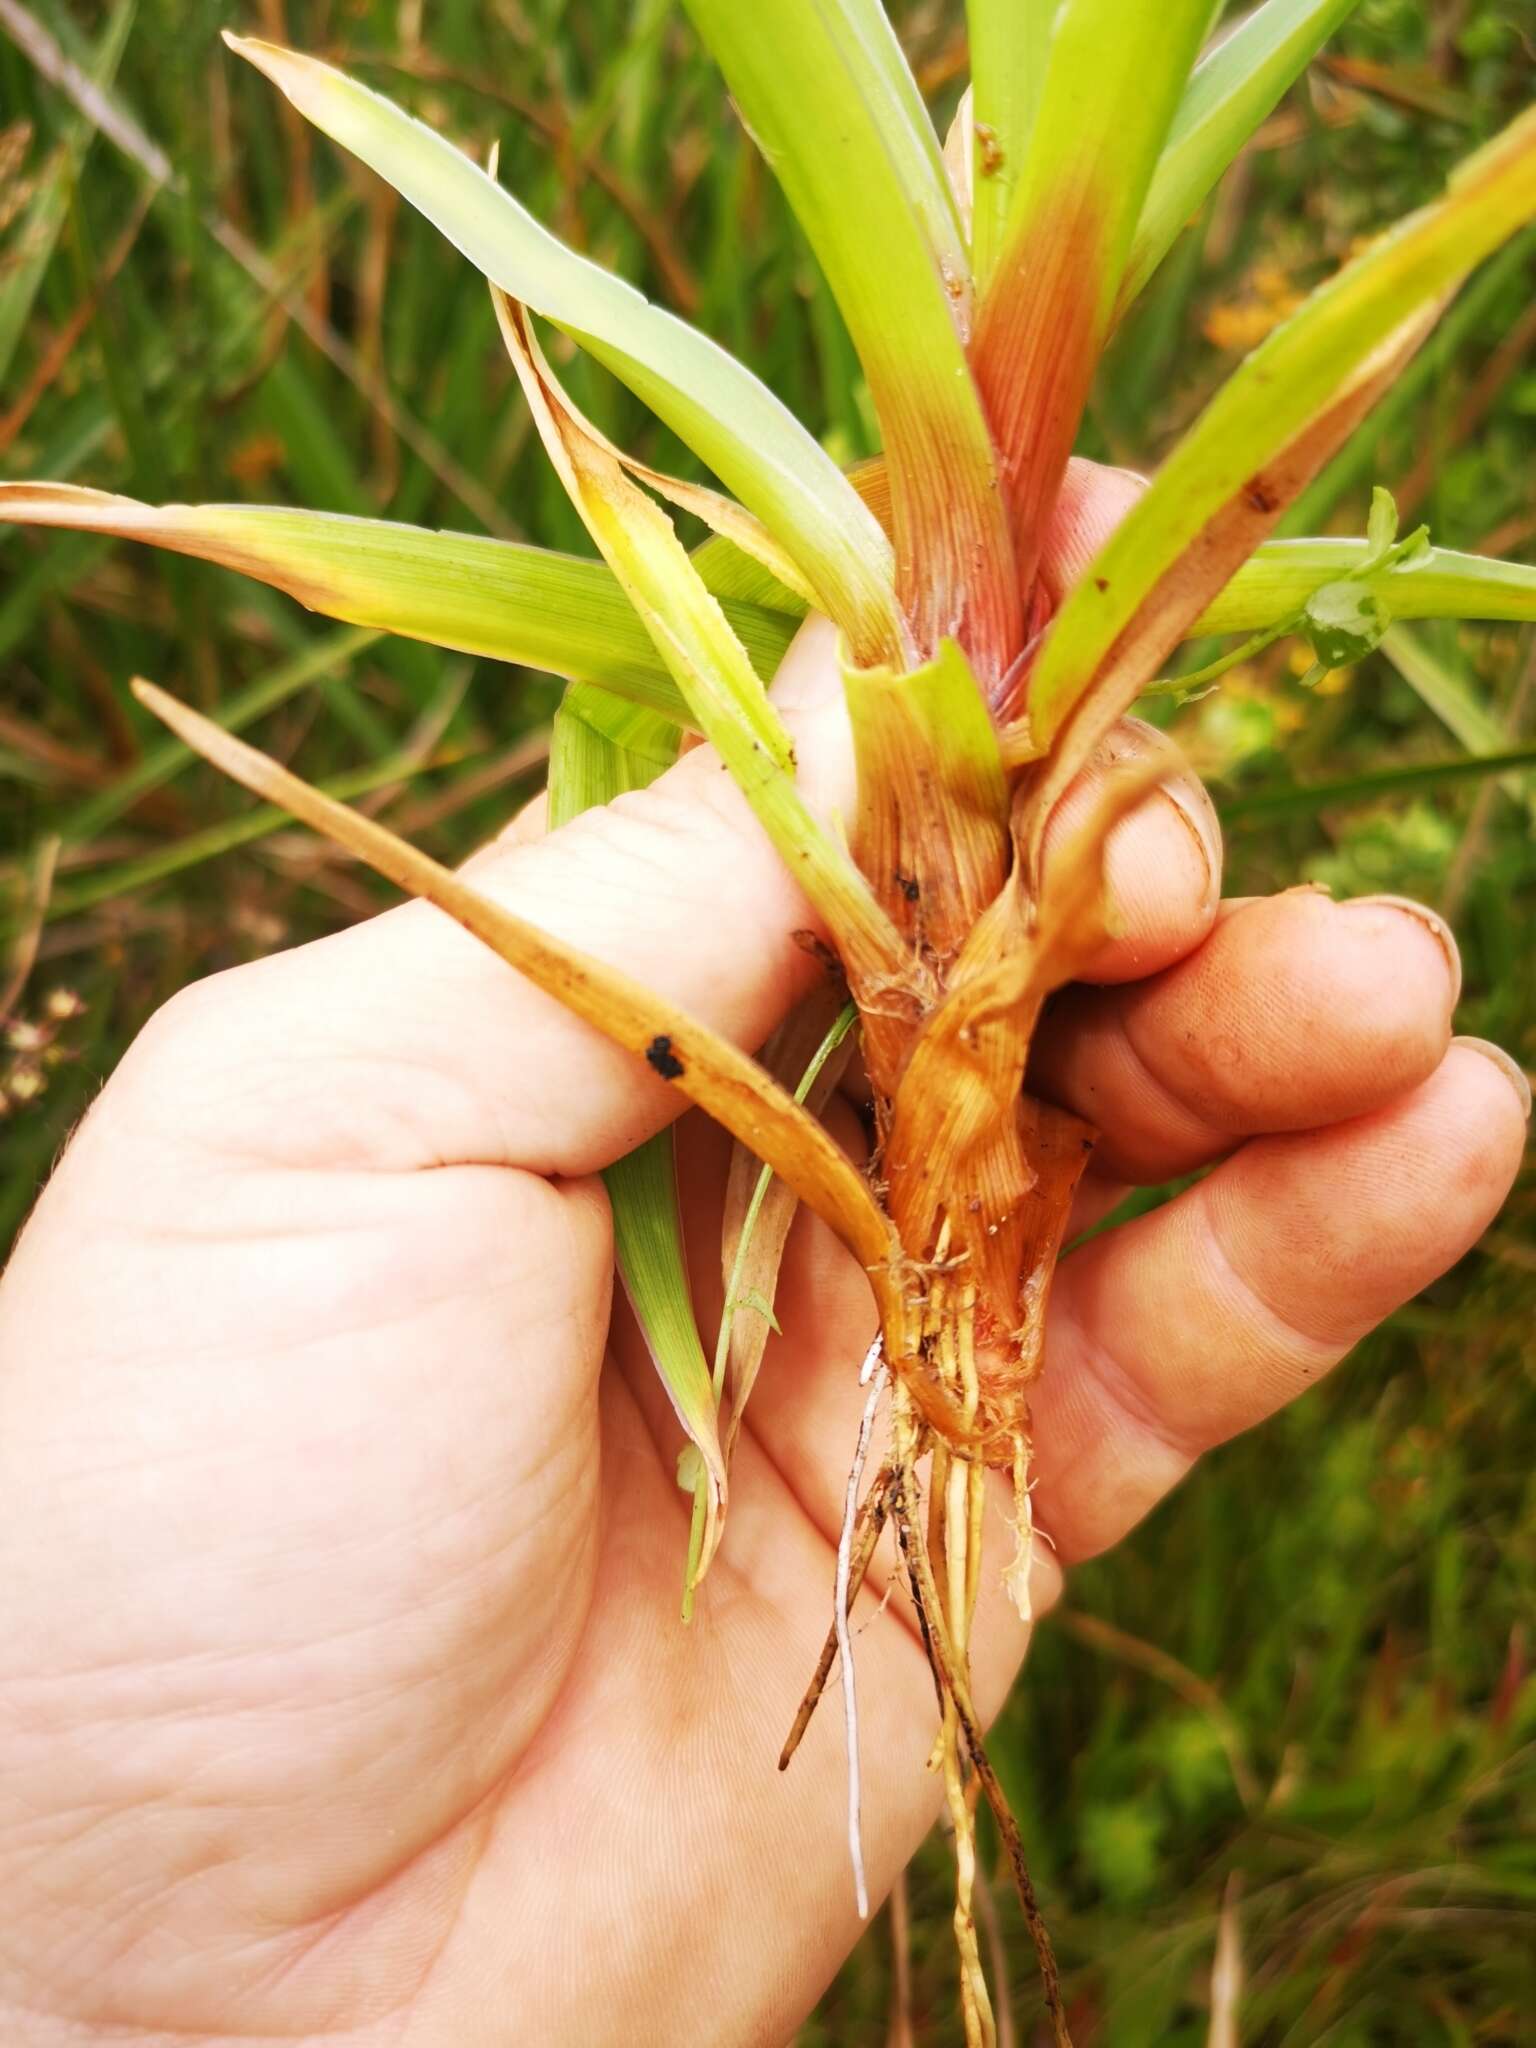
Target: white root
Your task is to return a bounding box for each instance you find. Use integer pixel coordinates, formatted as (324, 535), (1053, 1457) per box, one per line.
(838, 1341), (889, 1918)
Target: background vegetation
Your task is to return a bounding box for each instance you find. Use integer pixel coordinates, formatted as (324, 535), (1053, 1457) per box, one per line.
(2, 2), (1532, 2040)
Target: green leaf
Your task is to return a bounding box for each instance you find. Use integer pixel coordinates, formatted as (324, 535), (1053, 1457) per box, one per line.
(1378, 625), (1536, 820)
(224, 35), (902, 666)
(1219, 744), (1536, 824)
(1281, 230), (1536, 535)
(551, 683), (682, 800)
(6, 488), (1530, 751)
(679, 0), (1019, 678)
(965, 1), (1054, 288)
(0, 483), (796, 720)
(61, 624), (381, 843)
(1302, 579), (1388, 666)
(1364, 483), (1399, 561)
(30, 742), (447, 927)
(1120, 0), (1358, 315)
(1196, 539), (1536, 635)
(972, 0), (1212, 603)
(1019, 104), (1536, 836)
(550, 690), (722, 1608)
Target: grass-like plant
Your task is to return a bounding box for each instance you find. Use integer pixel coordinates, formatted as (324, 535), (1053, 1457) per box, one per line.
(6, 6), (1536, 2039)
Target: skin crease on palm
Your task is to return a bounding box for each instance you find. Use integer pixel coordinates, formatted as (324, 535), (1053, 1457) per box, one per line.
(0, 463), (1527, 2048)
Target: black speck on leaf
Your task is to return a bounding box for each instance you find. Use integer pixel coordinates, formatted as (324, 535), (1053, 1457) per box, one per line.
(646, 1034), (685, 1081)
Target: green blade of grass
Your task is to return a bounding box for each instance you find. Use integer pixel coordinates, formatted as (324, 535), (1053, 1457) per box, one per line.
(1378, 624), (1536, 818)
(680, 0), (1019, 679)
(965, 1), (1054, 289)
(225, 35), (902, 666)
(60, 625), (380, 843)
(1280, 231), (1536, 536)
(551, 683), (682, 799)
(0, 483), (802, 721)
(1218, 742), (1536, 822)
(1377, 625), (1508, 756)
(38, 745), (454, 925)
(972, 0), (1212, 603)
(8, 487), (1526, 773)
(605, 1132), (726, 1609)
(1119, 0), (1359, 317)
(2, 0), (508, 535)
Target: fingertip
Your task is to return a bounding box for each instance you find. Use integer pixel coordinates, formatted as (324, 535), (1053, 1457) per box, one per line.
(1205, 1039), (1527, 1353)
(1439, 1037), (1530, 1183)
(1046, 719), (1221, 984)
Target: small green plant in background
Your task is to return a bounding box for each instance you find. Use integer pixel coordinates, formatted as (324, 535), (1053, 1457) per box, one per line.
(4, 3), (1536, 2041)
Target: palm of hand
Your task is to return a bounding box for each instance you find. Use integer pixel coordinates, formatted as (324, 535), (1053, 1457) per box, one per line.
(0, 594), (1523, 2048)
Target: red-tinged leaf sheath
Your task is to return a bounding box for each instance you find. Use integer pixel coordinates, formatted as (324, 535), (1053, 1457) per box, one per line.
(970, 179), (1110, 629)
(674, 0), (1022, 686)
(968, 1), (1211, 636)
(887, 414), (1022, 687)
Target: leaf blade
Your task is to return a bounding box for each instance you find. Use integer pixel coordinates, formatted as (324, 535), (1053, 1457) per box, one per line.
(1197, 539), (1536, 635)
(1120, 0), (1359, 315)
(549, 693), (730, 1598)
(965, 0), (1054, 289)
(224, 35), (901, 664)
(972, 0), (1212, 602)
(0, 483), (802, 719)
(679, 0), (1021, 677)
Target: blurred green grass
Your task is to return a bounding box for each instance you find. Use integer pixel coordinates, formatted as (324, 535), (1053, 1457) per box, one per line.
(1, 2), (1533, 2040)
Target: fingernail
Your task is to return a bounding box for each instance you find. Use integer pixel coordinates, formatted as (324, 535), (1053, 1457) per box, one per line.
(1112, 717), (1222, 912)
(1157, 775), (1222, 914)
(1347, 894), (1463, 1008)
(1451, 1036), (1532, 1120)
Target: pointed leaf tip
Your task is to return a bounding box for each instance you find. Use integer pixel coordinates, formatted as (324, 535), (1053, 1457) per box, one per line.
(223, 36), (901, 661)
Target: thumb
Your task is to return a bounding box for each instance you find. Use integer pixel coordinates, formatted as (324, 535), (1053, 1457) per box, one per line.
(115, 617), (855, 1181)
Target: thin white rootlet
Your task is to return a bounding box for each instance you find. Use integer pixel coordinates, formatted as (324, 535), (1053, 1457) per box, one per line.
(839, 1340), (888, 1919)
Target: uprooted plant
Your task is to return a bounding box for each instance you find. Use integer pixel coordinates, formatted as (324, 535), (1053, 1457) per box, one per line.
(6, 5), (1536, 2039)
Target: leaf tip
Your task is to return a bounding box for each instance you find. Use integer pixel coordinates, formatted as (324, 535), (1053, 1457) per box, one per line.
(223, 33), (311, 100)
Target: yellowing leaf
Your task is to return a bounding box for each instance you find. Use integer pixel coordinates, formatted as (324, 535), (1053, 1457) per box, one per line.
(491, 289), (905, 988)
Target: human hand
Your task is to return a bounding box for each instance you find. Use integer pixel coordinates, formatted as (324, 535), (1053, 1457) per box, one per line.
(0, 462), (1525, 2048)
